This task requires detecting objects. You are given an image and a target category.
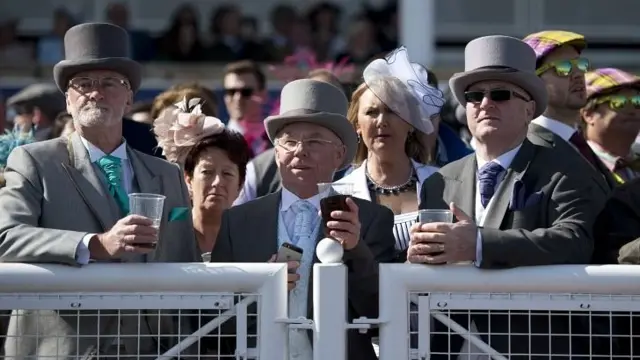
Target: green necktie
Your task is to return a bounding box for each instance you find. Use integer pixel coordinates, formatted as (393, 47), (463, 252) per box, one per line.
(96, 155), (130, 215)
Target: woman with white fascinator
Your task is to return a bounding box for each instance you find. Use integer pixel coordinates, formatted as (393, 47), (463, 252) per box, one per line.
(336, 46), (445, 260)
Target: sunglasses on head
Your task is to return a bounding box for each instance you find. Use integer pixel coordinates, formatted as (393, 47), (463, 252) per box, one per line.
(593, 94), (640, 110)
(464, 89), (530, 103)
(224, 87), (254, 97)
(536, 58), (590, 77)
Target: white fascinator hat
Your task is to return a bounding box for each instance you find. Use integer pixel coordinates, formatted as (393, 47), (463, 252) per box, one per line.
(363, 46), (445, 135)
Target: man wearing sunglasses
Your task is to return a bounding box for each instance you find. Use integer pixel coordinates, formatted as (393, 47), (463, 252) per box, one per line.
(581, 68), (640, 184)
(222, 60), (271, 155)
(408, 35), (606, 359)
(524, 30), (616, 191)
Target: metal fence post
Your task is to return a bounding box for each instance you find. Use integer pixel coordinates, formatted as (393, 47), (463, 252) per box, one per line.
(313, 263), (348, 360)
(379, 264), (410, 359)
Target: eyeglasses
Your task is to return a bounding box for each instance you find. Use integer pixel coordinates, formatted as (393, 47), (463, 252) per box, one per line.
(593, 95), (640, 110)
(224, 87), (254, 97)
(536, 58), (590, 77)
(68, 77), (130, 93)
(276, 137), (336, 152)
(464, 89), (530, 103)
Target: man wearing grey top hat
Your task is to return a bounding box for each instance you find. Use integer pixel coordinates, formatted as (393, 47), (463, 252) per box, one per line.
(0, 23), (198, 358)
(210, 79), (396, 360)
(408, 36), (606, 359)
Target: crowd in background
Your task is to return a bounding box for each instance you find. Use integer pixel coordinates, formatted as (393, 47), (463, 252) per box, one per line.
(1, 1), (398, 65)
(1, 2), (640, 359)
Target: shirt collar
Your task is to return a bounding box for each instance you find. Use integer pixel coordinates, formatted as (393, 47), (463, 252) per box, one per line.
(280, 187), (324, 212)
(80, 136), (128, 163)
(476, 143), (522, 170)
(532, 115), (576, 141)
(587, 140), (632, 172)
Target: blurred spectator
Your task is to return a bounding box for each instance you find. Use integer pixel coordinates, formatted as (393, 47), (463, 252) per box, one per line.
(207, 4), (267, 62)
(240, 16), (259, 43)
(335, 15), (380, 64)
(289, 18), (315, 57)
(308, 2), (345, 61)
(105, 2), (155, 61)
(0, 16), (33, 66)
(0, 93), (5, 133)
(37, 8), (75, 65)
(49, 112), (74, 138)
(376, 2), (399, 51)
(156, 3), (206, 62)
(263, 4), (298, 61)
(127, 101), (153, 124)
(6, 83), (66, 141)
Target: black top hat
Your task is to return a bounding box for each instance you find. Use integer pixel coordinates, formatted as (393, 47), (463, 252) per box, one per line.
(53, 22), (141, 93)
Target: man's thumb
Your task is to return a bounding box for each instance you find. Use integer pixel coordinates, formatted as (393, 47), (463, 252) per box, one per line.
(450, 202), (471, 222)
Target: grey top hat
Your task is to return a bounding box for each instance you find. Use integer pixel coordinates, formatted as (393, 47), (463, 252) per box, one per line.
(264, 79), (356, 170)
(53, 22), (141, 93)
(449, 35), (548, 117)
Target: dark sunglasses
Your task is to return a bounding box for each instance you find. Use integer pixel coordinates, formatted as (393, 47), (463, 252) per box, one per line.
(464, 89), (530, 103)
(536, 58), (590, 77)
(224, 87), (254, 97)
(594, 95), (640, 110)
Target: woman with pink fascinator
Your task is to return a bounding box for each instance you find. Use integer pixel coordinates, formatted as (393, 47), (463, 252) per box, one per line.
(153, 96), (252, 260)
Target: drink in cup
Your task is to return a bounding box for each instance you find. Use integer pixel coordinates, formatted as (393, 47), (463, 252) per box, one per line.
(318, 183), (353, 238)
(417, 209), (454, 262)
(418, 209), (453, 224)
(128, 193), (165, 248)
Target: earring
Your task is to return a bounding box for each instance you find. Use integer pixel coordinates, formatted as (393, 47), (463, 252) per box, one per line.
(357, 134), (362, 144)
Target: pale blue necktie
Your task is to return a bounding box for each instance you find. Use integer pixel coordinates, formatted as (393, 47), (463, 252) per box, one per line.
(290, 200), (316, 244)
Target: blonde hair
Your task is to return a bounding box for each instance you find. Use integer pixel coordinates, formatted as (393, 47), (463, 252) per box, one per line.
(347, 81), (433, 165)
(150, 83), (218, 119)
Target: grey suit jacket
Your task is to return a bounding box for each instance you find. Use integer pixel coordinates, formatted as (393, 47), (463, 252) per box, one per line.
(420, 137), (605, 268)
(209, 191), (396, 360)
(528, 123), (617, 192)
(0, 132), (199, 358)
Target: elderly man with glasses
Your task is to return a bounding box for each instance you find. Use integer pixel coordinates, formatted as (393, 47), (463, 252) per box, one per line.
(407, 35), (606, 359)
(0, 23), (199, 358)
(209, 79), (396, 360)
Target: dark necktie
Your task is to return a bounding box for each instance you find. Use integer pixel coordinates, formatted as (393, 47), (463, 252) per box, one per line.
(569, 132), (600, 169)
(478, 162), (505, 208)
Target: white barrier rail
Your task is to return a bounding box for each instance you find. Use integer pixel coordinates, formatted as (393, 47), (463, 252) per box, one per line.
(378, 264), (640, 360)
(0, 262), (289, 359)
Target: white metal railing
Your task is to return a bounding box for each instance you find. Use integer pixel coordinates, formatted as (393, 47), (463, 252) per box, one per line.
(2, 262), (640, 359)
(377, 264), (640, 359)
(0, 262), (289, 359)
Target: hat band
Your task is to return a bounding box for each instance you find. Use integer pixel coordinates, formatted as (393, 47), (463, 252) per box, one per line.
(473, 66), (519, 73)
(278, 108), (338, 117)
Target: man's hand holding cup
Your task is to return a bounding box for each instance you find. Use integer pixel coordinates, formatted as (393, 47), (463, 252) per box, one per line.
(89, 215), (158, 259)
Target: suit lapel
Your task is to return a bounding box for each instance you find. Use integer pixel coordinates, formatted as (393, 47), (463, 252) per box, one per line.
(241, 192), (280, 260)
(482, 140), (535, 229)
(128, 148), (162, 195)
(451, 156), (477, 221)
(61, 133), (118, 231)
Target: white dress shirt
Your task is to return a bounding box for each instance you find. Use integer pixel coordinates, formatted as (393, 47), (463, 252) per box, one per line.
(532, 115), (576, 142)
(76, 138), (133, 264)
(460, 144), (521, 360)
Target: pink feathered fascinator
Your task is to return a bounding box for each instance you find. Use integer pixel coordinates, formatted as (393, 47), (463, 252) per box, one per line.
(153, 96), (225, 164)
